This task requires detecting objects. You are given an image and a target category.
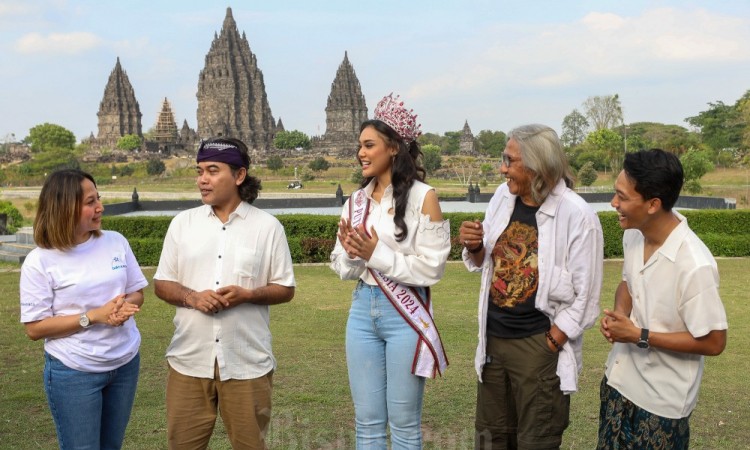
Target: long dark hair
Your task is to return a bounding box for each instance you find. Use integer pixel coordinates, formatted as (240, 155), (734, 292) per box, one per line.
(357, 119), (426, 242)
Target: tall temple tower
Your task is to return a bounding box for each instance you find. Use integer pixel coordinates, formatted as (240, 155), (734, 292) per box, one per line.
(152, 98), (178, 144)
(95, 57), (142, 149)
(315, 52), (368, 156)
(196, 7), (276, 153)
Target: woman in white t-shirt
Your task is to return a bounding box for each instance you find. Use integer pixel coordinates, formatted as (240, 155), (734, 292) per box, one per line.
(19, 169), (148, 449)
(330, 94), (451, 449)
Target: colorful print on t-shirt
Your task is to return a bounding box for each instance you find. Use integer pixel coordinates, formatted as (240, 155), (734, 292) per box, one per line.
(489, 221), (539, 308)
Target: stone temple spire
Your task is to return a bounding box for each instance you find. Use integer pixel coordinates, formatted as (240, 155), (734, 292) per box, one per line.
(197, 7), (276, 153)
(153, 97), (178, 144)
(318, 51), (368, 156)
(96, 57), (142, 149)
(459, 120), (477, 155)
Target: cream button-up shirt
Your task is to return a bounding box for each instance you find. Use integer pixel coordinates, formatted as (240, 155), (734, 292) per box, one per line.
(154, 202), (296, 381)
(604, 212), (728, 419)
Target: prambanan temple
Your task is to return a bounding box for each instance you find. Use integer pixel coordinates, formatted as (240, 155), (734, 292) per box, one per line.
(88, 7), (368, 158)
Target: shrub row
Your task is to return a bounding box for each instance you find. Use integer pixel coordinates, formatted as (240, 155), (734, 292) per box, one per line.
(102, 210), (750, 266)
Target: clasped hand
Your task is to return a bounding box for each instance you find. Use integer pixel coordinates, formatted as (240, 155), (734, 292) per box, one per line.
(103, 295), (139, 327)
(337, 218), (378, 261)
(186, 286), (249, 314)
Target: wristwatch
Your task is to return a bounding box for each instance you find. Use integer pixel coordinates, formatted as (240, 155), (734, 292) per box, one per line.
(79, 313), (92, 329)
(636, 328), (650, 349)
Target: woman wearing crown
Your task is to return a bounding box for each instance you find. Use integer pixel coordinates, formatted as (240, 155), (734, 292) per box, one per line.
(330, 94), (451, 449)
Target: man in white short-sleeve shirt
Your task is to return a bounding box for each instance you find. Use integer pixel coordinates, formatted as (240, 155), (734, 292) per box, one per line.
(154, 137), (295, 449)
(599, 149), (727, 449)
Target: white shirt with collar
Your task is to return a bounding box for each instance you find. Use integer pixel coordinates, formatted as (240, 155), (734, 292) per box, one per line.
(463, 179), (603, 394)
(604, 211), (728, 419)
(154, 202), (296, 381)
(330, 179), (451, 287)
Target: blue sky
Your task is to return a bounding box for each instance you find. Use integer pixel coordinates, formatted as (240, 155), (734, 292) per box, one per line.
(2, 0), (750, 143)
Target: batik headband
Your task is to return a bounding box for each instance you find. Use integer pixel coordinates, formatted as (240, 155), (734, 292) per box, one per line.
(196, 141), (248, 168)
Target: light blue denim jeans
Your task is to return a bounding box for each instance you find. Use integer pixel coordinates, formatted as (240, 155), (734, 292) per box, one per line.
(44, 351), (140, 450)
(346, 281), (426, 450)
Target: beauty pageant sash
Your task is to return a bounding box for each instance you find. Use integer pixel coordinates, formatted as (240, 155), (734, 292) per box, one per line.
(349, 189), (448, 378)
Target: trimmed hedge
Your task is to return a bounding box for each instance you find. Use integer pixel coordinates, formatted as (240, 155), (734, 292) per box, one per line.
(102, 210), (750, 266)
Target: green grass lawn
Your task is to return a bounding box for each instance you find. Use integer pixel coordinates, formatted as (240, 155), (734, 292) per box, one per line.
(1, 259), (748, 449)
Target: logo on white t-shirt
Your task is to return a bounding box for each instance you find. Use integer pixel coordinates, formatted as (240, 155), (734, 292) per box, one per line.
(111, 255), (127, 271)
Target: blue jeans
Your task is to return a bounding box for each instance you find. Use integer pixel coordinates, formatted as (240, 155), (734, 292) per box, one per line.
(44, 352), (140, 450)
(346, 281), (426, 450)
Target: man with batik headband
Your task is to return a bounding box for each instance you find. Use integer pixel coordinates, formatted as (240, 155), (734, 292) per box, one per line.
(330, 93), (451, 449)
(154, 137), (295, 449)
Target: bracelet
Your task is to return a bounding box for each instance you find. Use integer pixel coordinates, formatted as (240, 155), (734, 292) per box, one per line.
(545, 330), (563, 352)
(182, 289), (195, 309)
(466, 241), (484, 254)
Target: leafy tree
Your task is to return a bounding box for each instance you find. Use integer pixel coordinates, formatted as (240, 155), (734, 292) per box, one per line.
(308, 157), (330, 172)
(0, 200), (24, 234)
(20, 148), (81, 174)
(577, 161), (598, 186)
(441, 131), (461, 155)
(351, 167), (364, 184)
(146, 158), (166, 176)
(117, 134), (142, 151)
(685, 100), (743, 152)
(300, 167), (315, 181)
(422, 145), (442, 175)
(573, 149), (608, 171)
(273, 130), (311, 150)
(479, 163), (495, 181)
(582, 94), (623, 131)
(737, 90), (750, 151)
(621, 122), (701, 155)
(680, 148), (714, 194)
(581, 128), (623, 174)
(119, 165), (135, 177)
(418, 132), (443, 149)
(267, 155), (284, 172)
(445, 156), (478, 185)
(476, 130), (507, 157)
(561, 109), (589, 147)
(26, 123), (76, 152)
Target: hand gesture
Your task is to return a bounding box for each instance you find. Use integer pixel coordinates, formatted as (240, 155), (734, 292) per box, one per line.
(94, 295), (140, 327)
(337, 218), (379, 261)
(459, 220), (484, 252)
(215, 285), (249, 309)
(600, 309), (637, 344)
(184, 289), (230, 314)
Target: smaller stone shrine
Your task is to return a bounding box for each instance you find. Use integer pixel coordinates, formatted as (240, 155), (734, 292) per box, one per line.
(459, 120), (478, 155)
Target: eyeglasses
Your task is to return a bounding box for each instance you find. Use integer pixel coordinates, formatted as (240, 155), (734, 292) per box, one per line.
(501, 153), (521, 167)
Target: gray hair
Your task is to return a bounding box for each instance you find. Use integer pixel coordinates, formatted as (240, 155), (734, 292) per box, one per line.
(508, 124), (575, 204)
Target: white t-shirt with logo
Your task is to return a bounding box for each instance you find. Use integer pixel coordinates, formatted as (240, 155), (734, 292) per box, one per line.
(20, 231), (148, 372)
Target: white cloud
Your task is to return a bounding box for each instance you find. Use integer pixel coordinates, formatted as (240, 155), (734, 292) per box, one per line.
(0, 2), (35, 16)
(414, 5), (750, 98)
(15, 31), (102, 54)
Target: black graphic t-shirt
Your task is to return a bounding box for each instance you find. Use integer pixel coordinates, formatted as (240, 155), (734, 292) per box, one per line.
(486, 197), (550, 338)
